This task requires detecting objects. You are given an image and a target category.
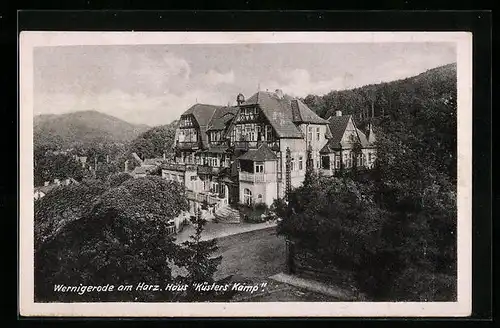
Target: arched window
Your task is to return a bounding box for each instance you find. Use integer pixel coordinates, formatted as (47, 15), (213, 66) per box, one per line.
(243, 188), (252, 206)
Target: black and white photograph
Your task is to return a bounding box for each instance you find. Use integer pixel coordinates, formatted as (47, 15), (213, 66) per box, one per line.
(19, 31), (472, 317)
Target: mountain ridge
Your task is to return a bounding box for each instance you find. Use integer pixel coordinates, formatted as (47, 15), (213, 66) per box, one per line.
(34, 110), (151, 149)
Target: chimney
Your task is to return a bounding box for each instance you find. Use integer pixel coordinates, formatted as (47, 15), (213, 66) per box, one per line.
(65, 178), (70, 185)
(124, 160), (129, 172)
(335, 110), (342, 117)
(163, 152), (166, 160)
(275, 89), (284, 99)
(44, 181), (50, 186)
(54, 178), (60, 185)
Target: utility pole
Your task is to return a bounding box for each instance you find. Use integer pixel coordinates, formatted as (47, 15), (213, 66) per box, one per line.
(285, 147), (291, 201)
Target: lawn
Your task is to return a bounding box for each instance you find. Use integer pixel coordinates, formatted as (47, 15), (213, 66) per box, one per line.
(214, 226), (287, 281)
(212, 227), (341, 302)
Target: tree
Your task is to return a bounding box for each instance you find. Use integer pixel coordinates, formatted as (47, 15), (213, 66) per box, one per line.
(34, 152), (85, 186)
(303, 144), (315, 187)
(34, 178), (108, 253)
(108, 172), (133, 188)
(35, 176), (190, 302)
(178, 207), (223, 301)
(129, 123), (177, 160)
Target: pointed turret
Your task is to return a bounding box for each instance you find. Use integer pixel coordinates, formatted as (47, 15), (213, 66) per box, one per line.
(367, 122), (376, 145)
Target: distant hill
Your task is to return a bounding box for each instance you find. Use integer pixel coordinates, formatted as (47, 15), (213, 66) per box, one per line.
(34, 110), (151, 149)
(302, 63), (457, 125)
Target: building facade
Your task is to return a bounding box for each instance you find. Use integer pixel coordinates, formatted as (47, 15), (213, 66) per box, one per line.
(161, 89), (377, 213)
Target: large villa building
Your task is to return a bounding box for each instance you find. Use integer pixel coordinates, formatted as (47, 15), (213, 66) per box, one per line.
(161, 89), (376, 218)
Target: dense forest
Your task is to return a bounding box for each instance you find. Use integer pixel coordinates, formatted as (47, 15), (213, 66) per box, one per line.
(275, 63), (458, 301)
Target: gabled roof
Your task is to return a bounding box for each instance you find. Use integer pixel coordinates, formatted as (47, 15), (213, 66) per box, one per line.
(356, 128), (369, 148)
(131, 152), (143, 164)
(324, 115), (352, 149)
(290, 99), (329, 124)
(181, 104), (220, 127)
(207, 106), (238, 131)
(320, 115), (377, 153)
(237, 144), (278, 161)
(242, 91), (327, 139)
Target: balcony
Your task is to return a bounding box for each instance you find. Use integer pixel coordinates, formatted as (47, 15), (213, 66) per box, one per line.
(162, 163), (197, 172)
(175, 141), (199, 150)
(197, 165), (221, 176)
(233, 140), (279, 151)
(208, 140), (229, 147)
(239, 172), (276, 183)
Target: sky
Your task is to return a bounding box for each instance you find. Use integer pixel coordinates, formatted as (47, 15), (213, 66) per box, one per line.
(33, 42), (456, 126)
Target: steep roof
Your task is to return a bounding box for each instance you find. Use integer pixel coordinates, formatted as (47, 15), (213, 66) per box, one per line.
(207, 106), (238, 131)
(356, 128), (369, 148)
(243, 91), (327, 139)
(290, 99), (329, 124)
(181, 104), (220, 127)
(237, 144), (278, 161)
(324, 115), (352, 149)
(131, 152), (144, 165)
(367, 123), (376, 145)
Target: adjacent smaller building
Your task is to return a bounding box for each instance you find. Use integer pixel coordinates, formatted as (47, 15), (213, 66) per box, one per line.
(319, 110), (377, 175)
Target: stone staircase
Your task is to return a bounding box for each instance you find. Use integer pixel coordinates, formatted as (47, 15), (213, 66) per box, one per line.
(214, 204), (241, 224)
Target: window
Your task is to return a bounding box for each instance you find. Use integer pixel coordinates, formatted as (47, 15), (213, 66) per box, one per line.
(368, 153), (372, 163)
(316, 127), (320, 141)
(335, 155), (341, 169)
(244, 188), (252, 206)
(255, 162), (264, 173)
(298, 156), (303, 170)
(266, 125), (273, 141)
(291, 157), (295, 171)
(316, 155), (320, 168)
(308, 127), (313, 141)
(190, 176), (197, 181)
(357, 154), (363, 167)
(321, 155), (330, 170)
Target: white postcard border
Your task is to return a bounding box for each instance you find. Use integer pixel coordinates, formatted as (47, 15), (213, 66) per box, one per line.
(19, 31), (473, 317)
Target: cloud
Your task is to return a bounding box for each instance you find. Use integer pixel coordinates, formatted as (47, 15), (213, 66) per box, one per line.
(200, 69), (235, 85)
(261, 69), (345, 97)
